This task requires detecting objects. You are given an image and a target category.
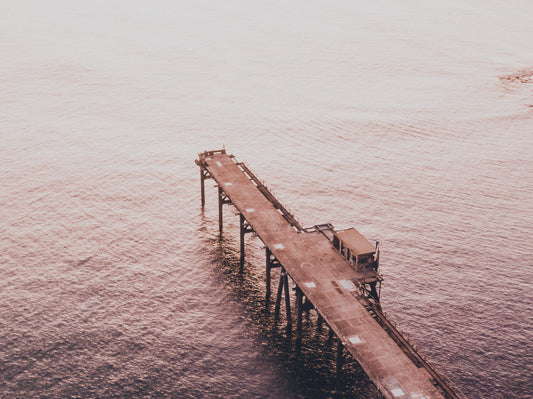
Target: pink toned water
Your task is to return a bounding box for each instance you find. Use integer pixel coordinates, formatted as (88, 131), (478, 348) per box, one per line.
(1, 1), (532, 397)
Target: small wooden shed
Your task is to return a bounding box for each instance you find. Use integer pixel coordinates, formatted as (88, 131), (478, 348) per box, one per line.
(333, 228), (378, 271)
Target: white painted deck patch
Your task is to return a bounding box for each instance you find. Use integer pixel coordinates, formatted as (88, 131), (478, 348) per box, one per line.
(216, 161), (223, 167)
(224, 182), (232, 186)
(273, 243), (284, 250)
(391, 388), (405, 397)
(338, 279), (357, 292)
(245, 208), (255, 213)
(304, 282), (316, 288)
(348, 335), (362, 344)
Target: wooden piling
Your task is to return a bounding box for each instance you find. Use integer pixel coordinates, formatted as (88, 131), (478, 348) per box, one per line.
(218, 186), (223, 235)
(200, 168), (205, 207)
(240, 214), (245, 272)
(274, 268), (284, 320)
(335, 339), (344, 394)
(266, 247), (272, 304)
(296, 286), (303, 347)
(283, 271), (292, 332)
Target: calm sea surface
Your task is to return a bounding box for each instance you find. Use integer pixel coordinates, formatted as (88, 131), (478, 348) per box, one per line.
(1, 1), (532, 398)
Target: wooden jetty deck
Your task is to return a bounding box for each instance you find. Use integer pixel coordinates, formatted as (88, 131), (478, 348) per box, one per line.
(196, 149), (465, 399)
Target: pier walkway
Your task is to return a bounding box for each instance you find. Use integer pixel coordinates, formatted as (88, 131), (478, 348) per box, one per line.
(196, 149), (465, 399)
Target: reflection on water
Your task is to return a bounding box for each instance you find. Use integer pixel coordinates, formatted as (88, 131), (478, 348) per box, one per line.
(1, 1), (532, 398)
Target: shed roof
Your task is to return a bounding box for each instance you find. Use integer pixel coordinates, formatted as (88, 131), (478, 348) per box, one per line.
(335, 228), (375, 257)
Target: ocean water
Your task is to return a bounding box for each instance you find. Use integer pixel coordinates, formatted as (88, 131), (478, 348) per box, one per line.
(1, 1), (532, 398)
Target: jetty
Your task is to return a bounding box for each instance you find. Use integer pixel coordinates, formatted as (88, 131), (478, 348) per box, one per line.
(196, 149), (465, 399)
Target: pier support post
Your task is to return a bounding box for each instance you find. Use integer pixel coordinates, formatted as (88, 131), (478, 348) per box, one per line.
(266, 247), (272, 304)
(238, 214), (254, 273)
(335, 339), (344, 394)
(239, 214), (246, 272)
(266, 248), (281, 307)
(218, 186), (224, 235)
(369, 282), (380, 302)
(296, 287), (303, 348)
(327, 326), (334, 344)
(274, 268), (285, 320)
(200, 168), (205, 207)
(317, 313), (323, 330)
(283, 271), (292, 333)
(274, 267), (292, 333)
